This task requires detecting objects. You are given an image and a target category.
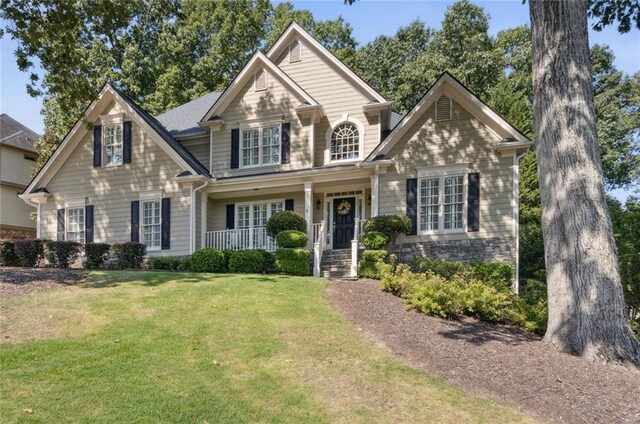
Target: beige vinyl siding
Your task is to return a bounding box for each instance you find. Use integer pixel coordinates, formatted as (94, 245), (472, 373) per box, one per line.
(40, 105), (192, 256)
(207, 191), (305, 232)
(210, 71), (312, 178)
(0, 145), (37, 186)
(181, 137), (210, 171)
(274, 43), (381, 165)
(0, 184), (36, 229)
(379, 99), (514, 241)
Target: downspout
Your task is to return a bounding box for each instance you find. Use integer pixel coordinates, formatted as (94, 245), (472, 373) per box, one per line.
(191, 179), (209, 254)
(513, 151), (527, 295)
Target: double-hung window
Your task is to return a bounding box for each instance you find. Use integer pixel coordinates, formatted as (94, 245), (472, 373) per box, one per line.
(66, 207), (85, 243)
(241, 124), (281, 167)
(104, 125), (123, 166)
(418, 168), (467, 233)
(142, 200), (161, 250)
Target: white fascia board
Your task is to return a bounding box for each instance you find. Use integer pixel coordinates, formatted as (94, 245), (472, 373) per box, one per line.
(266, 22), (387, 103)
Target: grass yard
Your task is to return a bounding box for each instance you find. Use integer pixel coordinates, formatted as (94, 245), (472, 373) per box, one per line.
(0, 271), (538, 423)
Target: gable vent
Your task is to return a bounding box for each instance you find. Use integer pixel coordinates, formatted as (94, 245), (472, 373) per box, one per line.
(435, 95), (452, 122)
(289, 40), (301, 62)
(254, 69), (267, 91)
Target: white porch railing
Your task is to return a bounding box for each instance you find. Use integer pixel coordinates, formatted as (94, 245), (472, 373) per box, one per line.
(351, 218), (361, 278)
(358, 219), (366, 241)
(205, 226), (277, 252)
(313, 220), (327, 277)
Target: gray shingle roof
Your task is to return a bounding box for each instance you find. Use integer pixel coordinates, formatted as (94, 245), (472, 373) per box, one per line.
(0, 114), (39, 153)
(156, 91), (222, 137)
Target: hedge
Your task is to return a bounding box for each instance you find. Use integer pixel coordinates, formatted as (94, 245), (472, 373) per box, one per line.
(46, 240), (83, 268)
(275, 248), (310, 276)
(228, 250), (268, 273)
(111, 242), (146, 269)
(190, 248), (225, 273)
(266, 211), (306, 237)
(85, 243), (111, 269)
(276, 230), (308, 248)
(361, 231), (389, 250)
(14, 239), (44, 267)
(149, 256), (189, 272)
(0, 240), (19, 266)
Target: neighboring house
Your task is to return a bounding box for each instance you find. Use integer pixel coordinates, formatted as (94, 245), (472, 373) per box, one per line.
(20, 22), (530, 280)
(1, 114), (39, 239)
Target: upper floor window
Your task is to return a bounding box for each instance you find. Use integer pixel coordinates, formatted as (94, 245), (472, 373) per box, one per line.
(330, 123), (360, 162)
(66, 207), (85, 243)
(104, 124), (123, 166)
(241, 124), (281, 167)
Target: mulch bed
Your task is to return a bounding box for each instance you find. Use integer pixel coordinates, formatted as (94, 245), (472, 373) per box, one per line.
(0, 267), (85, 299)
(326, 279), (640, 424)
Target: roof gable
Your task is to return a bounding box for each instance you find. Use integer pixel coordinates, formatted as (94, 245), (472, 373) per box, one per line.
(267, 22), (387, 104)
(24, 84), (209, 195)
(367, 72), (531, 160)
(201, 50), (318, 122)
(156, 91), (222, 137)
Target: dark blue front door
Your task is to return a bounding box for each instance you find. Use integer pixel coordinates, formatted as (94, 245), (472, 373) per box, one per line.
(333, 197), (355, 249)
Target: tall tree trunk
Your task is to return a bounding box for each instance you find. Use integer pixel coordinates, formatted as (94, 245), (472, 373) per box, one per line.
(529, 0), (640, 367)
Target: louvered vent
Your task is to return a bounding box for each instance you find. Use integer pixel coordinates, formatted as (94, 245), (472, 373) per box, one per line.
(435, 95), (452, 122)
(254, 69), (267, 91)
(289, 39), (301, 62)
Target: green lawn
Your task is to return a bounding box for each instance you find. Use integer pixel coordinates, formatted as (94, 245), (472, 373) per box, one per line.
(0, 272), (537, 423)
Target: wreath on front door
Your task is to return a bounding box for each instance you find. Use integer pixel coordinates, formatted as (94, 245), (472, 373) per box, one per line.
(336, 200), (352, 216)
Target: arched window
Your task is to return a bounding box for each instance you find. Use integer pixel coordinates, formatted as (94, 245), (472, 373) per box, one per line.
(330, 123), (360, 161)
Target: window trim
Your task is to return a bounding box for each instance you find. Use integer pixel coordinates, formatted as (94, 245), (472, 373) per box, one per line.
(102, 123), (124, 167)
(417, 165), (469, 235)
(239, 122), (282, 169)
(254, 69), (267, 92)
(140, 198), (162, 251)
(435, 94), (453, 122)
(325, 115), (365, 164)
(65, 206), (85, 244)
(235, 199), (285, 230)
(289, 39), (302, 63)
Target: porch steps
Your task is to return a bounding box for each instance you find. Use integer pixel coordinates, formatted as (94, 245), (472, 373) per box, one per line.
(320, 249), (357, 280)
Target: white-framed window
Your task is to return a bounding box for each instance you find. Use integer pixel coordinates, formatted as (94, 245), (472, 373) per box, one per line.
(141, 199), (161, 250)
(241, 124), (281, 168)
(236, 200), (284, 229)
(66, 207), (85, 243)
(330, 123), (360, 161)
(418, 166), (467, 234)
(104, 124), (123, 166)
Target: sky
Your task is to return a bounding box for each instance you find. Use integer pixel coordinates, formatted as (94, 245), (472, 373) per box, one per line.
(1, 0), (638, 197)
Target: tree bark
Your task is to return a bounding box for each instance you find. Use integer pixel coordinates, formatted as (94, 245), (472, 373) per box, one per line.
(529, 0), (640, 367)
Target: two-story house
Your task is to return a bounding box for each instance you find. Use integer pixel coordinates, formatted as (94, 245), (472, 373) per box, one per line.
(20, 23), (530, 279)
(1, 114), (39, 239)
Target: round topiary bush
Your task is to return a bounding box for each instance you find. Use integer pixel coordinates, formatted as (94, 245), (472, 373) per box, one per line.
(266, 211), (306, 238)
(363, 215), (412, 244)
(362, 231), (389, 250)
(190, 248), (225, 273)
(276, 230), (308, 248)
(228, 250), (267, 273)
(275, 248), (310, 276)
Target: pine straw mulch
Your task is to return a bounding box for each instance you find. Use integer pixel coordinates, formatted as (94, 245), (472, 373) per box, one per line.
(325, 279), (640, 424)
(0, 267), (85, 299)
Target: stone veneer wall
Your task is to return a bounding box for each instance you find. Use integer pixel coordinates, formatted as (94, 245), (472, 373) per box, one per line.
(392, 237), (516, 267)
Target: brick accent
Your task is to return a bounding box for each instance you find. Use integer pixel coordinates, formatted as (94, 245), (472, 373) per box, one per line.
(393, 237), (516, 267)
(0, 226), (37, 240)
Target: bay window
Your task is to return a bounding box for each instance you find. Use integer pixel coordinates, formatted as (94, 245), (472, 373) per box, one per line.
(241, 124), (281, 167)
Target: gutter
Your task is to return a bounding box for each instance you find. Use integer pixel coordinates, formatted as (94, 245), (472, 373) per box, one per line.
(190, 178), (210, 254)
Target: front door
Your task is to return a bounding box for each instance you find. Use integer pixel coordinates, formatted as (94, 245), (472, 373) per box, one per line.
(333, 197), (355, 249)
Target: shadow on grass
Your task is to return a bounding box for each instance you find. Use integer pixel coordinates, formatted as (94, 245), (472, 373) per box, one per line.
(83, 270), (229, 289)
(437, 318), (539, 346)
(0, 267), (85, 285)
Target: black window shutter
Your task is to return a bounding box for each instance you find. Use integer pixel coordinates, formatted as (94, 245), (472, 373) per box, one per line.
(131, 201), (140, 242)
(85, 205), (94, 244)
(226, 204), (235, 229)
(467, 173), (480, 232)
(93, 125), (102, 167)
(57, 209), (66, 241)
(406, 178), (418, 235)
(231, 128), (240, 169)
(281, 123), (290, 164)
(285, 199), (294, 211)
(123, 121), (132, 164)
(161, 198), (171, 250)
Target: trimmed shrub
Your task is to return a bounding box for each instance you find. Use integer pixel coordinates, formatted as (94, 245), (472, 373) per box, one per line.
(222, 249), (236, 272)
(363, 215), (411, 244)
(228, 250), (268, 274)
(470, 261), (514, 290)
(177, 257), (192, 271)
(412, 257), (514, 289)
(14, 239), (44, 267)
(111, 242), (146, 269)
(149, 256), (183, 271)
(85, 243), (111, 269)
(46, 240), (83, 268)
(0, 240), (19, 266)
(266, 211), (306, 238)
(190, 248), (225, 273)
(256, 249), (275, 273)
(358, 249), (388, 279)
(276, 230), (308, 248)
(361, 231), (389, 250)
(412, 257), (471, 280)
(275, 248), (310, 276)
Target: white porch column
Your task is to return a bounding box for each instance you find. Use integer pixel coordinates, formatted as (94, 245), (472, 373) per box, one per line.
(370, 172), (379, 217)
(36, 203), (42, 239)
(200, 194), (208, 249)
(304, 181), (313, 247)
